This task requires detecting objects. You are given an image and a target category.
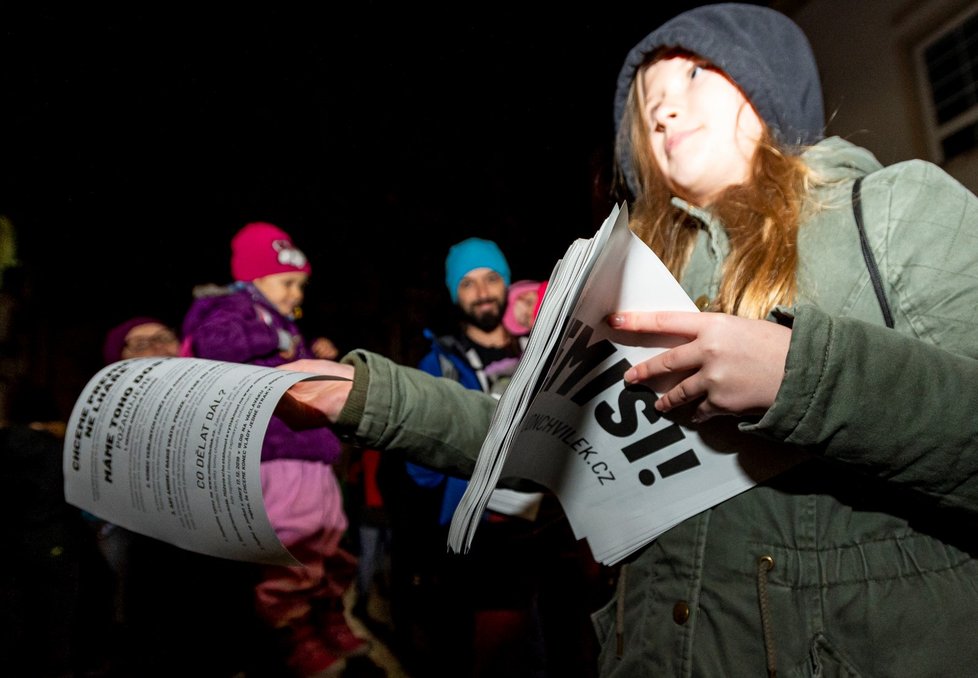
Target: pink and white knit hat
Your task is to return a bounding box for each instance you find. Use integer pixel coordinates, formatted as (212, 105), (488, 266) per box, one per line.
(230, 222), (311, 282)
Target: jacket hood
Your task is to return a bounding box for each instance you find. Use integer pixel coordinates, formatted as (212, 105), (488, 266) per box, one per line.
(614, 3), (826, 197)
(423, 328), (470, 360)
(180, 284), (234, 337)
(801, 136), (883, 183)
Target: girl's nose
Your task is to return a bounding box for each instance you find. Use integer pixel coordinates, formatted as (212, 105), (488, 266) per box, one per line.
(654, 99), (680, 127)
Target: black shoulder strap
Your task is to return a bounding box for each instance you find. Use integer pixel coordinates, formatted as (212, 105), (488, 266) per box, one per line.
(852, 176), (895, 328)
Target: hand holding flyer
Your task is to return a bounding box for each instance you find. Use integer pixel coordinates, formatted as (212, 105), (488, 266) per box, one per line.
(448, 203), (804, 565)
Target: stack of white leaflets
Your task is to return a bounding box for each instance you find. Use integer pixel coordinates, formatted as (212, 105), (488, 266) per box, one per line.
(448, 203), (802, 565)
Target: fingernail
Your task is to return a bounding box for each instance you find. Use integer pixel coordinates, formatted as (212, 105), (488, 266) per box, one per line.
(608, 314), (624, 327)
(623, 368), (637, 383)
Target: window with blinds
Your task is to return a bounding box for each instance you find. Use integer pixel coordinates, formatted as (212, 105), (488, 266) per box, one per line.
(916, 4), (978, 163)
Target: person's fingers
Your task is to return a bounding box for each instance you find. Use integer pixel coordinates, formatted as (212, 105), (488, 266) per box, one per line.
(655, 378), (692, 412)
(607, 310), (709, 337)
(610, 310), (789, 419)
(314, 337), (340, 360)
(624, 342), (702, 383)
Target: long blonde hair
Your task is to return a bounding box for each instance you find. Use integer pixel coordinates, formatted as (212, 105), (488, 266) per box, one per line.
(617, 58), (812, 320)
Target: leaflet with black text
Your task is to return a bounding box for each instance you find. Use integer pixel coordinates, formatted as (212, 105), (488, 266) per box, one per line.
(63, 357), (322, 565)
(449, 204), (802, 564)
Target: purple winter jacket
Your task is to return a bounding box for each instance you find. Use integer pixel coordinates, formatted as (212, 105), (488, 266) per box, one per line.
(181, 283), (342, 465)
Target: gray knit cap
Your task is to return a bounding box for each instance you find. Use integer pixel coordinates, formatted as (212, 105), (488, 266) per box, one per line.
(613, 3), (825, 196)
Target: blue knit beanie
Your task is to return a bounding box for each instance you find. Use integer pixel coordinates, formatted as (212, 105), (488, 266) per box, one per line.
(444, 237), (511, 303)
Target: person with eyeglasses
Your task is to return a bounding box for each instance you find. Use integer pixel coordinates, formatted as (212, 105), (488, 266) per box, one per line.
(84, 316), (180, 672)
(102, 316), (181, 361)
(94, 315), (266, 676)
(96, 315), (182, 587)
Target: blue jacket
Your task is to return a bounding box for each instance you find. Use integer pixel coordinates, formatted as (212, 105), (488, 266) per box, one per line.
(408, 329), (492, 525)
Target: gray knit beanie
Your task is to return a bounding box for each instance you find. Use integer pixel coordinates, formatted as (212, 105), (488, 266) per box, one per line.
(613, 2), (825, 196)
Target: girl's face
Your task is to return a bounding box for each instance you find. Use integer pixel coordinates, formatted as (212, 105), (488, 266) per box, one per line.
(640, 55), (763, 205)
(253, 271), (308, 317)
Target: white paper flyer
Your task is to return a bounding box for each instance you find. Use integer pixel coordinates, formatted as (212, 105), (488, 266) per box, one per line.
(63, 357), (322, 565)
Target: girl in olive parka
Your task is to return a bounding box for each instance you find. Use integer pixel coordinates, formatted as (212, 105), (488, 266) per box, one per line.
(281, 4), (978, 676)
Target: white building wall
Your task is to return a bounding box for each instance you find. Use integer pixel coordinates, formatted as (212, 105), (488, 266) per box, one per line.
(784, 0), (978, 192)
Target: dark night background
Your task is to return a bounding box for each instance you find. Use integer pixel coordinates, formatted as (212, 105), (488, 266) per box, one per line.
(1, 3), (759, 418)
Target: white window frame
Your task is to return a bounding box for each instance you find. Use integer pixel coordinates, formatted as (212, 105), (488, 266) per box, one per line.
(914, 2), (978, 164)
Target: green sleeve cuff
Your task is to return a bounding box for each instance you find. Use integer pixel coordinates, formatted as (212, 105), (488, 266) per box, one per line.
(337, 350), (371, 433)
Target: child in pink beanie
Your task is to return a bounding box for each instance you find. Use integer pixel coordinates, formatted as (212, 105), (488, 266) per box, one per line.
(502, 279), (548, 336)
(181, 222), (364, 677)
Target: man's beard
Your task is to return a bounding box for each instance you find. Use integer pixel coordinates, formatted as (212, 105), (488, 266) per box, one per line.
(460, 299), (506, 333)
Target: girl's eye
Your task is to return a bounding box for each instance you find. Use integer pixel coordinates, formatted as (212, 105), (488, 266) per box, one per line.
(690, 64), (703, 80)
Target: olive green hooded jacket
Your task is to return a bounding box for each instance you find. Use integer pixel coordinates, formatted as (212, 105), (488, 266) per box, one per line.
(335, 136), (978, 677)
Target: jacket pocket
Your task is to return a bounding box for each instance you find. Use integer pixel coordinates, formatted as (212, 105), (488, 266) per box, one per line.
(590, 593), (616, 649)
(784, 633), (863, 678)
